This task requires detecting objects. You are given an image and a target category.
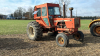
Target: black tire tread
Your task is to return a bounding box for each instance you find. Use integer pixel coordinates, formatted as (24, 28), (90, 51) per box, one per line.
(27, 21), (42, 40)
(90, 22), (100, 36)
(73, 31), (84, 42)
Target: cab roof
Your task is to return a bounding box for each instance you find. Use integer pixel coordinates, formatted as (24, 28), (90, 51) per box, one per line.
(35, 3), (59, 8)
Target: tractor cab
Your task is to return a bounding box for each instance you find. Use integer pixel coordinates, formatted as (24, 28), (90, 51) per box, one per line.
(33, 3), (61, 28)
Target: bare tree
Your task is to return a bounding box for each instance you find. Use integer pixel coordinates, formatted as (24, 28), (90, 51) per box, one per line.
(14, 7), (26, 18)
(18, 7), (23, 17)
(14, 10), (19, 17)
(56, 0), (70, 17)
(10, 14), (13, 17)
(28, 6), (34, 19)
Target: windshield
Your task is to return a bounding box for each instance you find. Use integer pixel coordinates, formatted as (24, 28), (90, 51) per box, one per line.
(48, 7), (60, 15)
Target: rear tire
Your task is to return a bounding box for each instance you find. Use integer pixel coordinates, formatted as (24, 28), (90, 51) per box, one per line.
(56, 33), (69, 47)
(27, 21), (42, 41)
(90, 22), (100, 36)
(73, 31), (84, 42)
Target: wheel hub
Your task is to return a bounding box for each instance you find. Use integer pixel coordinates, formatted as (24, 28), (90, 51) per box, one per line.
(29, 27), (35, 37)
(58, 37), (64, 45)
(95, 26), (100, 34)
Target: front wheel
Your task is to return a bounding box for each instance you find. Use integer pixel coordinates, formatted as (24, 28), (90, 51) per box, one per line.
(56, 33), (69, 47)
(73, 31), (84, 42)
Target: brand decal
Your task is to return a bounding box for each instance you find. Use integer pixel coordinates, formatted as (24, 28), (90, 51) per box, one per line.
(54, 20), (72, 22)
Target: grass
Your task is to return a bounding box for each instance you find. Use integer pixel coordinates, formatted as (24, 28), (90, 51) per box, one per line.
(79, 20), (91, 30)
(0, 20), (34, 35)
(0, 20), (91, 35)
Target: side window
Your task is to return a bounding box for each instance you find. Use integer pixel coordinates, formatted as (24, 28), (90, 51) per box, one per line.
(48, 7), (54, 15)
(54, 7), (60, 15)
(37, 8), (41, 17)
(42, 7), (47, 16)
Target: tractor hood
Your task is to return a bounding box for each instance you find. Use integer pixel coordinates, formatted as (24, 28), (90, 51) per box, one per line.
(54, 18), (80, 28)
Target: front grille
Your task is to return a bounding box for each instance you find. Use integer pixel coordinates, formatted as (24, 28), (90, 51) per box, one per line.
(74, 19), (80, 28)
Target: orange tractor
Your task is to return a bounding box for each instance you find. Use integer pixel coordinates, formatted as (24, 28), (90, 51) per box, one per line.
(27, 3), (84, 47)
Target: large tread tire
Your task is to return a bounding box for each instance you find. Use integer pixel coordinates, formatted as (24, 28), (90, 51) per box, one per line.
(27, 21), (42, 41)
(90, 22), (100, 36)
(73, 31), (84, 42)
(56, 33), (69, 47)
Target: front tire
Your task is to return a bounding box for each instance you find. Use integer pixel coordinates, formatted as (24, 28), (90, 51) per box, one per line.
(90, 22), (100, 36)
(27, 21), (42, 40)
(56, 33), (69, 47)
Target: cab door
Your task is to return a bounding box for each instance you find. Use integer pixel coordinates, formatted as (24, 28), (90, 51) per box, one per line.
(41, 7), (50, 26)
(48, 7), (54, 26)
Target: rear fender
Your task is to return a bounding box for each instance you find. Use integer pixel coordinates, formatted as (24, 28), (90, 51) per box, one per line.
(89, 19), (100, 28)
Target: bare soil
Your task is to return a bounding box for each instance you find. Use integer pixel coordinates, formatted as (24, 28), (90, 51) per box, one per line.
(0, 30), (100, 56)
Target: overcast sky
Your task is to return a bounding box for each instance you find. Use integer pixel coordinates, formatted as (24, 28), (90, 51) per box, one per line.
(0, 0), (100, 16)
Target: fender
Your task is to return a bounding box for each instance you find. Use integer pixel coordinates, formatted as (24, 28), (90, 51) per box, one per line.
(89, 19), (100, 28)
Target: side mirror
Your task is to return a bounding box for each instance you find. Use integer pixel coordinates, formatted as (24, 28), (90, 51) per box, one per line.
(32, 10), (39, 15)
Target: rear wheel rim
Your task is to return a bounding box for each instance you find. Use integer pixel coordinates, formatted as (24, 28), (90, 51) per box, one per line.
(29, 26), (35, 37)
(94, 26), (100, 35)
(58, 37), (64, 45)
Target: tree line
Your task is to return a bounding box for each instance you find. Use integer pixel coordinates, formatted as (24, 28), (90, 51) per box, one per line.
(9, 0), (70, 20)
(10, 7), (34, 20)
(72, 16), (100, 19)
(5, 0), (100, 20)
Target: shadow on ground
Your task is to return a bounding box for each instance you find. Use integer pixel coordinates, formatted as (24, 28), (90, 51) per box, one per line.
(0, 38), (38, 50)
(40, 33), (100, 47)
(69, 33), (100, 47)
(84, 33), (100, 43)
(0, 33), (100, 49)
(39, 35), (56, 41)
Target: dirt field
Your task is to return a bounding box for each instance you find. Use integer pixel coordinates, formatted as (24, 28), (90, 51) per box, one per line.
(0, 30), (100, 56)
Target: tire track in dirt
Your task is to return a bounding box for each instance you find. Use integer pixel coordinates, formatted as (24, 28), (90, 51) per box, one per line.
(0, 30), (100, 56)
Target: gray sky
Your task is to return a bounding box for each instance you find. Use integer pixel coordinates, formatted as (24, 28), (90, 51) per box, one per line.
(0, 0), (100, 16)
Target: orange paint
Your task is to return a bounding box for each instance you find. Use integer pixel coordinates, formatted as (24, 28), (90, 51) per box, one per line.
(33, 3), (80, 34)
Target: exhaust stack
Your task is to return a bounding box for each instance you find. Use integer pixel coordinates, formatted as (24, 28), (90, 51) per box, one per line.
(69, 7), (73, 18)
(63, 2), (65, 18)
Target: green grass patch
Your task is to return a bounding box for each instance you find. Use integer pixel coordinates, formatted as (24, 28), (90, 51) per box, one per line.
(0, 20), (91, 35)
(0, 20), (34, 35)
(79, 20), (91, 30)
